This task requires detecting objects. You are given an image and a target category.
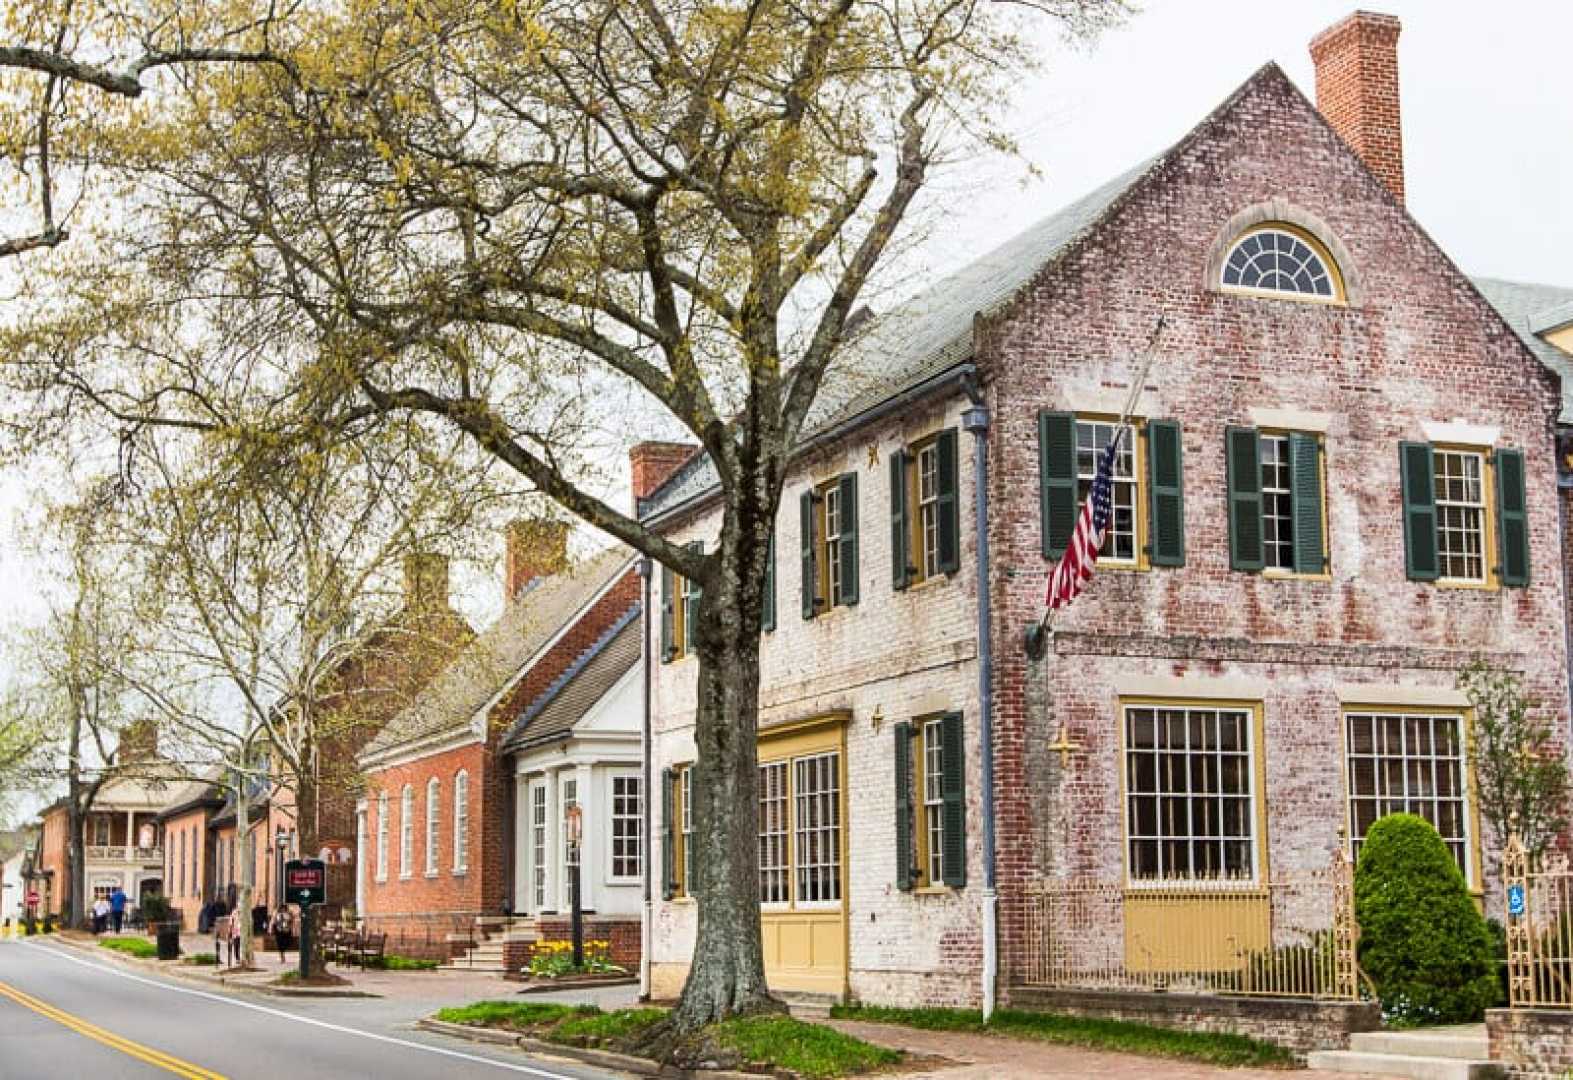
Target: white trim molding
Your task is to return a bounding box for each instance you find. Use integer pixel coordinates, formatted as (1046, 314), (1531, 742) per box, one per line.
(1248, 407), (1336, 434)
(1111, 673), (1269, 700)
(1335, 683), (1471, 708)
(1421, 420), (1501, 447)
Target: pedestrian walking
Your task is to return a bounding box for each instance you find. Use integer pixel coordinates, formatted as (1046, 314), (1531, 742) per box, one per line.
(269, 907), (294, 963)
(91, 895), (110, 935)
(109, 886), (127, 934)
(228, 909), (242, 967)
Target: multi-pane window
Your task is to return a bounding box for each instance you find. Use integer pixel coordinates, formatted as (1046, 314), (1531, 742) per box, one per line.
(681, 768), (694, 892)
(453, 770), (470, 872)
(1346, 712), (1470, 879)
(425, 778), (440, 875)
(794, 753), (842, 904)
(922, 719), (946, 885)
(758, 762), (790, 904)
(823, 484), (845, 607)
(678, 574), (697, 654)
(1260, 435), (1294, 571)
(178, 830), (186, 896)
(1434, 450), (1487, 583)
(399, 785), (414, 878)
(1076, 420), (1138, 563)
(1221, 227), (1338, 299)
(1125, 705), (1256, 882)
(918, 444), (941, 580)
(90, 815), (111, 847)
(530, 783), (547, 909)
(561, 778), (579, 909)
(376, 792), (389, 882)
(610, 775), (642, 880)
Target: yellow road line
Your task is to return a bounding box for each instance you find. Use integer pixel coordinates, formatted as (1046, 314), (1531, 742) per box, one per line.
(0, 979), (228, 1079)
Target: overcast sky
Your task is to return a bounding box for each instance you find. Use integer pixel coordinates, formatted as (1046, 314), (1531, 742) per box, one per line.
(1, 2), (1568, 782)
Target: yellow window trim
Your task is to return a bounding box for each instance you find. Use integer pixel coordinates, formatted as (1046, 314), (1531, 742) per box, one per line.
(1116, 696), (1270, 891)
(1220, 222), (1348, 306)
(1075, 413), (1150, 573)
(911, 714), (951, 890)
(1337, 703), (1484, 893)
(905, 433), (941, 587)
(1430, 442), (1500, 591)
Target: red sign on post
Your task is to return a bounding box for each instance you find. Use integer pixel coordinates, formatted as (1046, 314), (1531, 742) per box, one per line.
(283, 859), (327, 907)
(25, 891), (39, 906)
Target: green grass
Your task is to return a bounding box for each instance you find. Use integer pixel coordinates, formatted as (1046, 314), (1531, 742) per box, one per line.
(434, 1001), (591, 1029)
(549, 1007), (666, 1046)
(715, 1015), (900, 1079)
(98, 936), (158, 958)
(828, 1005), (1295, 1069)
(182, 953), (219, 966)
(366, 954), (439, 971)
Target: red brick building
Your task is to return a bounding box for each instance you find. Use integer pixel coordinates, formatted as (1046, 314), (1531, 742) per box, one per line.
(643, 10), (1573, 1018)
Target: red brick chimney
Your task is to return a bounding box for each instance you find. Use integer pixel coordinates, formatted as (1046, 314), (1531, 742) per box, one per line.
(1310, 11), (1405, 204)
(403, 553), (451, 612)
(629, 441), (697, 511)
(505, 518), (570, 601)
(115, 719), (158, 763)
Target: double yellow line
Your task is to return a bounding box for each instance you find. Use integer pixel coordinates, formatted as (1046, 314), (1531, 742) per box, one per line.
(0, 978), (227, 1079)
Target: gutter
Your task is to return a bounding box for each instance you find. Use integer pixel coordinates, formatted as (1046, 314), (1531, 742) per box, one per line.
(962, 381), (1000, 1021)
(640, 363), (979, 530)
(638, 557), (654, 1001)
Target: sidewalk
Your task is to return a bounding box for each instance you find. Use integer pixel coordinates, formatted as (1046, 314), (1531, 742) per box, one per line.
(826, 1019), (1401, 1080)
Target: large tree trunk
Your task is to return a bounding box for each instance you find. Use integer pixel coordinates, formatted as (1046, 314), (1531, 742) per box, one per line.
(668, 495), (782, 1032)
(67, 802), (85, 929)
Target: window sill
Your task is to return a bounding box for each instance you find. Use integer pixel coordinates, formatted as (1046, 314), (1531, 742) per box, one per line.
(668, 896), (695, 905)
(1217, 285), (1347, 308)
(1261, 569), (1333, 583)
(1435, 578), (1498, 592)
(901, 574), (952, 594)
(452, 869), (468, 877)
(374, 877), (388, 885)
(424, 871), (439, 879)
(913, 884), (955, 896)
(399, 874), (412, 881)
(1095, 560), (1147, 574)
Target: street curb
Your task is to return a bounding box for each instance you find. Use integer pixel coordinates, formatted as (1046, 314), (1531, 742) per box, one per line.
(53, 937), (382, 998)
(512, 976), (640, 995)
(415, 1019), (774, 1079)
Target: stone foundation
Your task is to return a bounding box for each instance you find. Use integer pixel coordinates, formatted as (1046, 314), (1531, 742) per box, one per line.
(1008, 986), (1379, 1059)
(1488, 1008), (1573, 1078)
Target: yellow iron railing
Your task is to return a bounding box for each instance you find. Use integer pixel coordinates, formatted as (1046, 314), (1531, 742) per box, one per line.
(1504, 830), (1573, 1008)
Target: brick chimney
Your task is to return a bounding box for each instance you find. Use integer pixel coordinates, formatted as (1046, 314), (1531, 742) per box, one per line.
(403, 552), (450, 612)
(629, 441), (697, 512)
(505, 517), (570, 601)
(115, 719), (158, 763)
(1310, 11), (1405, 204)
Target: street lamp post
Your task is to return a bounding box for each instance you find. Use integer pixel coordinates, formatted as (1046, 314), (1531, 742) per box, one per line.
(565, 805), (583, 969)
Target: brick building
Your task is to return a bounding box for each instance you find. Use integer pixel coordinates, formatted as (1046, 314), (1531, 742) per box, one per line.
(356, 522), (641, 964)
(643, 11), (1573, 1010)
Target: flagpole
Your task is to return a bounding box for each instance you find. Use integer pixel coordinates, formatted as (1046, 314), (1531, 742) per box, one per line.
(1025, 315), (1167, 660)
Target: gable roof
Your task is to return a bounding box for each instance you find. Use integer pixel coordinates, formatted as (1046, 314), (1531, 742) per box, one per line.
(502, 604), (641, 752)
(362, 544), (635, 759)
(154, 767), (226, 822)
(1471, 277), (1573, 423)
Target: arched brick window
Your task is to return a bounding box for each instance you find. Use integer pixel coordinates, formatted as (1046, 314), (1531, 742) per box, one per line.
(1220, 225), (1342, 301)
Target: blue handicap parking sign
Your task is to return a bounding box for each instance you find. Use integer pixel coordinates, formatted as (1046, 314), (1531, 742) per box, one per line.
(1509, 883), (1526, 917)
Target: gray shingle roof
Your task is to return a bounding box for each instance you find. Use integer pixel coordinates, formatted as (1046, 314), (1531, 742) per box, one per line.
(1471, 277), (1573, 423)
(362, 545), (634, 758)
(639, 159), (1156, 521)
(502, 604), (641, 752)
(154, 767), (226, 821)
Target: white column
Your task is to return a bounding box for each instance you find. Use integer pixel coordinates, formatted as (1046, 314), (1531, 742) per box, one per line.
(513, 773), (532, 915)
(544, 770), (560, 913)
(125, 810), (136, 861)
(576, 763), (596, 912)
(354, 808), (367, 918)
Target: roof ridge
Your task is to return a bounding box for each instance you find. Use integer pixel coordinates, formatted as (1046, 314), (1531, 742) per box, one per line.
(503, 601), (642, 747)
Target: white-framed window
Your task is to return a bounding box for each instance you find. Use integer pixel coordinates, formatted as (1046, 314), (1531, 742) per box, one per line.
(824, 483), (845, 606)
(560, 777), (579, 910)
(453, 770), (470, 873)
(376, 791), (389, 882)
(1076, 420), (1138, 564)
(610, 774), (642, 881)
(922, 718), (946, 885)
(1221, 226), (1339, 300)
(1124, 704), (1257, 883)
(399, 785), (414, 878)
(758, 761), (790, 904)
(793, 752), (842, 905)
(178, 830), (186, 896)
(1260, 434), (1294, 571)
(425, 778), (440, 876)
(1434, 450), (1487, 583)
(1346, 711), (1471, 881)
(917, 443), (941, 579)
(530, 782), (547, 909)
(680, 767), (694, 890)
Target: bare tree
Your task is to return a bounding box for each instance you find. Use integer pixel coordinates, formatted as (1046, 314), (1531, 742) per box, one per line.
(10, 0), (1129, 1029)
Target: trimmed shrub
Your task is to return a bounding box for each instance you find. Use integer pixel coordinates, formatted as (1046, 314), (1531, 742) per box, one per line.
(1354, 813), (1498, 1025)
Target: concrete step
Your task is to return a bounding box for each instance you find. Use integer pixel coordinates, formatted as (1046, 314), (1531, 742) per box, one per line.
(1306, 1050), (1504, 1079)
(438, 963), (509, 973)
(1349, 1030), (1491, 1061)
(778, 990), (840, 1020)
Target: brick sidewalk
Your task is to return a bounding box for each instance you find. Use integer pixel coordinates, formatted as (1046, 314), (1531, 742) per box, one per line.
(826, 1020), (1401, 1079)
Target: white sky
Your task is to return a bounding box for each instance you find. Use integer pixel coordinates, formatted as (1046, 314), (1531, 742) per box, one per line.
(1, 2), (1569, 812)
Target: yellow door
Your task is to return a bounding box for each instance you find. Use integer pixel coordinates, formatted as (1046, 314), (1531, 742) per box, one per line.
(758, 716), (848, 997)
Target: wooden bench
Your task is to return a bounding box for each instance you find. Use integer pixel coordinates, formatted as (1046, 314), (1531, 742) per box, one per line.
(354, 932), (386, 970)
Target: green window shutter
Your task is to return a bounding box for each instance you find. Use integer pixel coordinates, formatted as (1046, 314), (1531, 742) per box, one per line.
(800, 491), (818, 620)
(893, 722), (915, 892)
(1147, 419), (1186, 567)
(1225, 426), (1264, 572)
(1496, 447), (1531, 587)
(684, 541), (702, 653)
(838, 472), (859, 606)
(661, 767), (676, 901)
(940, 712), (967, 888)
(890, 449), (910, 592)
(660, 563), (676, 662)
(762, 530), (776, 632)
(1399, 442), (1440, 581)
(1039, 411), (1077, 559)
(936, 429), (961, 574)
(1288, 432), (1326, 575)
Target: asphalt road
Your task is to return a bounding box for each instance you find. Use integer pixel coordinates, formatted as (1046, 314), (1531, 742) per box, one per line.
(0, 939), (626, 1080)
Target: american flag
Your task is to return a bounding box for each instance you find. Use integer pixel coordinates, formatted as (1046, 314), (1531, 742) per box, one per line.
(1045, 429), (1124, 610)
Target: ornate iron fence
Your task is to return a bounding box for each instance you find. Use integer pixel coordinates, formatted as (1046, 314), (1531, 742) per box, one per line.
(1504, 832), (1573, 1008)
(1013, 844), (1358, 1000)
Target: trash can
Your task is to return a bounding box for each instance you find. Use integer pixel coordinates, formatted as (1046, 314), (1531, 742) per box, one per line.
(156, 923), (181, 961)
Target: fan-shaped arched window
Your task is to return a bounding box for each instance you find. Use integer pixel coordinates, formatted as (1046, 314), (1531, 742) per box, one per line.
(1221, 225), (1342, 301)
